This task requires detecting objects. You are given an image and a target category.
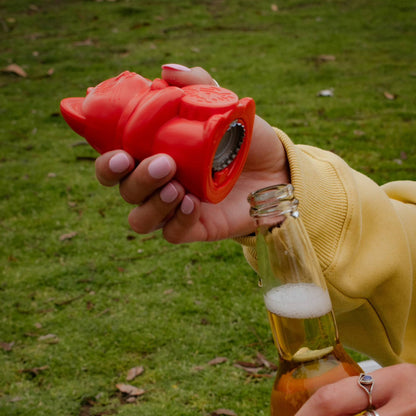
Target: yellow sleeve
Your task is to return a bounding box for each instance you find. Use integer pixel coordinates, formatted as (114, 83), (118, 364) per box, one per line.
(237, 128), (416, 366)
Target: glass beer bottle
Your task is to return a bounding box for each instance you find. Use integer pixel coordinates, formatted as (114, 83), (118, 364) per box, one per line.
(248, 184), (362, 416)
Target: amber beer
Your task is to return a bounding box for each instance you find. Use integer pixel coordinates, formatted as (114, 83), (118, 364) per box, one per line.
(264, 283), (362, 416)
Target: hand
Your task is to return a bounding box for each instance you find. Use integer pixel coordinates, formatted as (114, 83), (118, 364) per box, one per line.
(295, 363), (416, 416)
(95, 64), (289, 243)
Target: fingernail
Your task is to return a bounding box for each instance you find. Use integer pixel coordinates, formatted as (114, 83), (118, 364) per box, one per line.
(148, 156), (172, 179)
(160, 183), (178, 203)
(181, 195), (194, 215)
(162, 63), (191, 72)
(109, 153), (130, 173)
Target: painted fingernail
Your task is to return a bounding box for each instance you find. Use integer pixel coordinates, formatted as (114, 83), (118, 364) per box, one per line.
(109, 153), (130, 173)
(181, 195), (194, 215)
(161, 63), (191, 72)
(160, 183), (178, 203)
(148, 156), (172, 179)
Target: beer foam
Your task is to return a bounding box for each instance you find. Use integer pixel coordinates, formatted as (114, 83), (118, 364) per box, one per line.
(264, 283), (332, 318)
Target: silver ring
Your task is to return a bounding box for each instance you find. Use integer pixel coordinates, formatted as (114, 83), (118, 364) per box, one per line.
(364, 411), (380, 416)
(358, 373), (375, 409)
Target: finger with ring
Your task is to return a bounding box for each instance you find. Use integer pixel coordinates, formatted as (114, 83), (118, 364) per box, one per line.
(358, 373), (375, 410)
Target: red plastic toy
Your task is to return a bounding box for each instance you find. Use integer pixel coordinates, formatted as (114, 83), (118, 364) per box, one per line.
(60, 71), (255, 203)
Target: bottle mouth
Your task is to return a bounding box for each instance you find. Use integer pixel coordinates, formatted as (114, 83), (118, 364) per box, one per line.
(248, 184), (299, 218)
(212, 120), (245, 173)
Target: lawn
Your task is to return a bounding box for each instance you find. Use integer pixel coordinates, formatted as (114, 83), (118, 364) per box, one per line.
(0, 0), (415, 415)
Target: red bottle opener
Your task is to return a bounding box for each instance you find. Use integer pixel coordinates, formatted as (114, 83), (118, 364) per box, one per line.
(60, 71), (255, 203)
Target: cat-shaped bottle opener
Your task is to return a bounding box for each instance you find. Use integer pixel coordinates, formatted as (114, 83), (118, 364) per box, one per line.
(60, 71), (255, 203)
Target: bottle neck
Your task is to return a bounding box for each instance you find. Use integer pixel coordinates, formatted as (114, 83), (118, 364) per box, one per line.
(248, 184), (339, 360)
(248, 184), (326, 290)
(248, 184), (299, 223)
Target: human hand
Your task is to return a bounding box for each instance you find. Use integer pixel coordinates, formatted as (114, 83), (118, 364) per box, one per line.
(295, 363), (416, 416)
(95, 64), (289, 243)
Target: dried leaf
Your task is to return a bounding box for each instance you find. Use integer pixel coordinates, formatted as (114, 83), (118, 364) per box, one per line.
(384, 91), (397, 100)
(38, 334), (59, 343)
(2, 64), (27, 77)
(256, 352), (278, 370)
(126, 366), (144, 381)
(208, 357), (228, 366)
(400, 151), (408, 160)
(317, 54), (336, 62)
(116, 383), (145, 397)
(9, 397), (22, 402)
(24, 332), (40, 337)
(211, 409), (237, 416)
(19, 365), (49, 376)
(1, 341), (15, 351)
(234, 363), (262, 374)
(271, 4), (278, 12)
(71, 140), (88, 147)
(38, 333), (57, 340)
(74, 38), (94, 46)
(125, 396), (137, 403)
(59, 231), (78, 241)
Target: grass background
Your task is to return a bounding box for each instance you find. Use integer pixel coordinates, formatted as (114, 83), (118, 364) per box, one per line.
(0, 0), (415, 415)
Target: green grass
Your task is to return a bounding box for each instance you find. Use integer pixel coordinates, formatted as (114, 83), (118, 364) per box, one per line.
(0, 0), (415, 415)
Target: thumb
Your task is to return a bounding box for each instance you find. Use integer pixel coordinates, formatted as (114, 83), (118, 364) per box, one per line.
(161, 63), (218, 87)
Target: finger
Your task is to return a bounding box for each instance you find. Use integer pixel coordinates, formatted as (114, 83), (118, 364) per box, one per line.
(295, 370), (388, 416)
(119, 154), (176, 205)
(127, 180), (185, 234)
(95, 151), (135, 187)
(162, 195), (208, 243)
(161, 64), (218, 87)
(377, 363), (416, 416)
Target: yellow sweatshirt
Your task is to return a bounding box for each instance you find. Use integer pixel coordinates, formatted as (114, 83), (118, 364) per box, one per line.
(237, 128), (416, 367)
